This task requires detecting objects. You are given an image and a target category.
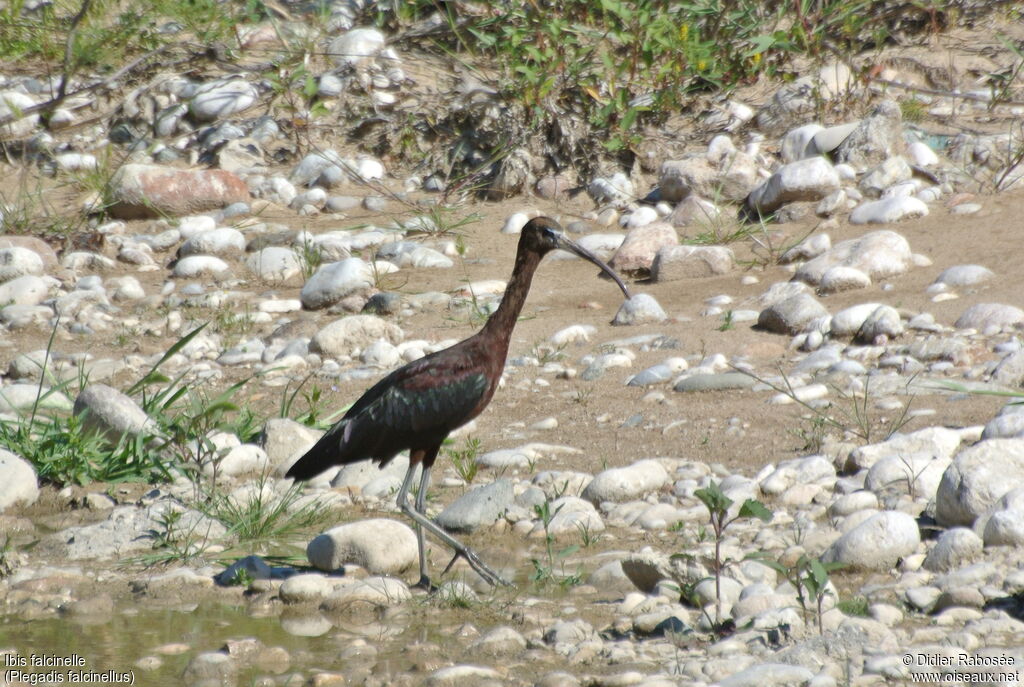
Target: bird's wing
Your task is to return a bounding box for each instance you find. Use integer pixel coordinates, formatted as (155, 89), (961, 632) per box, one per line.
(342, 347), (485, 422)
(354, 358), (489, 435)
(333, 351), (488, 454)
(286, 348), (490, 478)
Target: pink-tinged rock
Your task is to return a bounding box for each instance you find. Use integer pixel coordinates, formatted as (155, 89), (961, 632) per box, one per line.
(0, 236), (59, 268)
(609, 221), (678, 273)
(535, 174), (574, 200)
(109, 164), (249, 219)
(239, 24), (283, 50)
(651, 245), (734, 281)
(667, 195), (723, 228)
(659, 158), (716, 202)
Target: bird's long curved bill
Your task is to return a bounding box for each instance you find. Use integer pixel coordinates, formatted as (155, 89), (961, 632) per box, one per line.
(554, 234), (632, 300)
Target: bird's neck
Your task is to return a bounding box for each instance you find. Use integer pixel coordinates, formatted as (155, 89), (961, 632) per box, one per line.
(480, 248), (542, 350)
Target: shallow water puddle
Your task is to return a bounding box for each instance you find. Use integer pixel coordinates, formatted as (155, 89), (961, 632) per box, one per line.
(3, 603), (339, 684)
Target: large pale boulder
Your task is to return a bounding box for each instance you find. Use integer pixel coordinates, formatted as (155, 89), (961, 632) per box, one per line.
(307, 519), (417, 574)
(822, 510), (920, 570)
(582, 459), (669, 503)
(309, 315), (403, 358)
(936, 439), (1024, 527)
(0, 449), (39, 511)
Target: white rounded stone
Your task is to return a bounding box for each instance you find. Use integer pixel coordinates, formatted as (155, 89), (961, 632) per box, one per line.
(173, 255), (230, 278)
(307, 519), (417, 574)
(822, 510), (920, 570)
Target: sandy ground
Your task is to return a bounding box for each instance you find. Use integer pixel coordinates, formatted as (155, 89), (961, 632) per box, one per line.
(2, 185), (1018, 489)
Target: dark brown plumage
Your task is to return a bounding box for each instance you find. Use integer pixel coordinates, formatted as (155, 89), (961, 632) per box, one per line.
(287, 216), (631, 587)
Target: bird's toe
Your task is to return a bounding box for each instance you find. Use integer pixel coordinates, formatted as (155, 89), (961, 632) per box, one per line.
(413, 575), (437, 593)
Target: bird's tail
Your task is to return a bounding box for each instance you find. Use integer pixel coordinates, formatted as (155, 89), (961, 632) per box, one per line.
(285, 421), (350, 480)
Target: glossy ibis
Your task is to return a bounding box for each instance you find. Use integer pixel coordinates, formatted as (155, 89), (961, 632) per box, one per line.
(286, 216), (632, 587)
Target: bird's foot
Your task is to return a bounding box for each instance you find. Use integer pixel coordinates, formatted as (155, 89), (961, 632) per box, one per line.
(412, 575), (437, 593)
(441, 548), (513, 588)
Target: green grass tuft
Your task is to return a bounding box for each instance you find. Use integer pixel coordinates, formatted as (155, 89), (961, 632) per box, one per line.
(199, 476), (336, 547)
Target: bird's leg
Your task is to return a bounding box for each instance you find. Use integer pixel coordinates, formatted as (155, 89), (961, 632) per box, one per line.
(414, 464), (432, 591)
(396, 461), (431, 590)
(422, 465), (490, 585)
(395, 461), (512, 588)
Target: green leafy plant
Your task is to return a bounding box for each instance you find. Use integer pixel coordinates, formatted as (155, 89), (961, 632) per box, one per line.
(266, 60), (331, 151)
(0, 535), (18, 578)
(212, 305), (256, 348)
(574, 519), (602, 548)
(0, 0), (250, 77)
(372, 0), (895, 169)
(47, 323), (254, 495)
(0, 412), (167, 486)
(443, 436), (482, 485)
(795, 556), (843, 634)
(530, 500), (582, 589)
(131, 507), (216, 567)
(293, 237), (324, 280)
(133, 476), (336, 567)
(165, 384), (252, 492)
(456, 1), (742, 152)
(837, 595), (869, 617)
(757, 553), (845, 634)
(679, 480), (772, 626)
(119, 324), (265, 491)
(0, 323), (171, 486)
(718, 311), (735, 332)
(899, 97), (926, 123)
(222, 566), (255, 587)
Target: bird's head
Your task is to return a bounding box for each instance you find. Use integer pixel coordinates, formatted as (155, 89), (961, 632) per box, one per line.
(521, 216), (632, 299)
